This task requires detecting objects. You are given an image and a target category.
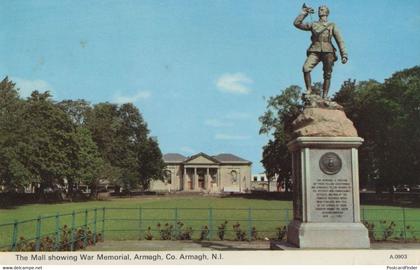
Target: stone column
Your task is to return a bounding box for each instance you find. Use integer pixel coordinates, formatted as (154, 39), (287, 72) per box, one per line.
(194, 168), (198, 190)
(183, 167), (187, 191)
(285, 103), (370, 249)
(217, 169), (221, 192)
(206, 168), (210, 191)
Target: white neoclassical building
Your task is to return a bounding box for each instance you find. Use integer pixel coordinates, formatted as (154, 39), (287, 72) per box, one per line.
(150, 152), (252, 193)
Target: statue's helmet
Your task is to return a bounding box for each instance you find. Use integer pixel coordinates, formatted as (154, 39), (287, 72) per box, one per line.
(318, 5), (330, 16)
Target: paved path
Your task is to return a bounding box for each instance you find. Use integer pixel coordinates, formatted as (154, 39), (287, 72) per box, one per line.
(87, 240), (420, 251)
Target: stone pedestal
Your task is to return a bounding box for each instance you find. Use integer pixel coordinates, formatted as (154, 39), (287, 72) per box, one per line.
(286, 137), (370, 248)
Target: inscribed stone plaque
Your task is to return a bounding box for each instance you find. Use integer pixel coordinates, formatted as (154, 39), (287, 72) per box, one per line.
(308, 149), (354, 223)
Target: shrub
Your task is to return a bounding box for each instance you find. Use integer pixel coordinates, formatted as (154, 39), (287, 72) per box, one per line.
(157, 223), (173, 240)
(217, 221), (228, 240)
(363, 221), (376, 241)
(178, 225), (193, 240)
(251, 226), (258, 241)
(380, 220), (396, 240)
(232, 222), (246, 241)
(199, 225), (209, 241)
(14, 224), (101, 251)
(144, 226), (154, 240)
(405, 225), (417, 241)
(173, 221), (193, 240)
(275, 226), (287, 241)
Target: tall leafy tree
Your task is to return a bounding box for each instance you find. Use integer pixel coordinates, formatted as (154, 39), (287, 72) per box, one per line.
(138, 137), (165, 190)
(0, 77), (33, 191)
(259, 85), (303, 191)
(85, 102), (164, 191)
(57, 99), (91, 126)
(333, 66), (420, 192)
(71, 127), (105, 198)
(19, 91), (75, 200)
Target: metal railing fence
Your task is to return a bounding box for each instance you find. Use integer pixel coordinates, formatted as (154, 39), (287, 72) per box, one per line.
(0, 206), (419, 251)
(0, 207), (105, 251)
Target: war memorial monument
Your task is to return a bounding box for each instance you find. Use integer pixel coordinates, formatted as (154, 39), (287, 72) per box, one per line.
(285, 4), (370, 248)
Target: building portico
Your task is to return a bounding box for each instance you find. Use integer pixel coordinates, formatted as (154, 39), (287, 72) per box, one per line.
(182, 166), (219, 191)
(150, 152), (252, 194)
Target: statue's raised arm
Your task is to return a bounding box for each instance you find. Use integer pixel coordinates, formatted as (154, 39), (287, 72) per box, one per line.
(293, 4), (313, 31)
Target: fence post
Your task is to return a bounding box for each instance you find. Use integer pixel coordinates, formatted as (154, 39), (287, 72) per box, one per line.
(208, 208), (213, 240)
(174, 208), (178, 239)
(94, 208), (97, 244)
(70, 210), (75, 251)
(83, 209), (88, 248)
(35, 216), (42, 251)
(102, 207), (105, 241)
(11, 220), (18, 251)
(362, 208), (365, 222)
(402, 207), (407, 241)
(138, 207), (143, 240)
(247, 208), (252, 241)
(55, 213), (60, 251)
(285, 209), (289, 223)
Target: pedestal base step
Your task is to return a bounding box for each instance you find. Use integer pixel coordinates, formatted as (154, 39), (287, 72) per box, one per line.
(287, 220), (370, 249)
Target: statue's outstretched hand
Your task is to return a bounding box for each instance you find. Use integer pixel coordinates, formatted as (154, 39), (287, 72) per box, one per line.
(342, 57), (348, 64)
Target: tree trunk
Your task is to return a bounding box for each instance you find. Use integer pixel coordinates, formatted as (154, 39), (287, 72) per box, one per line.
(36, 182), (46, 202)
(67, 179), (74, 202)
(89, 183), (98, 199)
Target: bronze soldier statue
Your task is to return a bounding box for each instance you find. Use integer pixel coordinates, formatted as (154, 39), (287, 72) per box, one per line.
(294, 4), (348, 98)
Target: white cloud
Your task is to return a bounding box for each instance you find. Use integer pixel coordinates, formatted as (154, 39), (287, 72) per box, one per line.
(12, 77), (53, 98)
(215, 133), (251, 140)
(216, 73), (253, 94)
(180, 146), (196, 154)
(204, 119), (233, 127)
(113, 91), (151, 104)
(225, 111), (251, 120)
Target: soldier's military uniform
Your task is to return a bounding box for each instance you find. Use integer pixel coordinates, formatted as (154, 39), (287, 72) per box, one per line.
(294, 11), (347, 88)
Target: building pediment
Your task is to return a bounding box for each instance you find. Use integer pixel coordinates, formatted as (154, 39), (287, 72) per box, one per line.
(183, 152), (220, 165)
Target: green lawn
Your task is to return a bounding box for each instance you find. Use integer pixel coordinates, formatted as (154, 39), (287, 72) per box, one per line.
(0, 195), (419, 250)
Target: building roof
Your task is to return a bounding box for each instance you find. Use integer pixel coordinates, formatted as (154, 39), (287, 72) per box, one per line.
(163, 153), (186, 163)
(163, 152), (252, 165)
(213, 153), (252, 164)
(183, 152), (221, 164)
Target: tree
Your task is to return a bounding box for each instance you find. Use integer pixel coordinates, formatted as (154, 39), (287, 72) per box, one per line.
(259, 85), (303, 191)
(20, 91), (75, 200)
(332, 79), (381, 189)
(57, 99), (91, 126)
(70, 127), (105, 199)
(0, 77), (165, 199)
(85, 103), (124, 189)
(85, 102), (164, 191)
(261, 130), (291, 191)
(0, 77), (33, 191)
(333, 66), (420, 192)
(137, 137), (165, 190)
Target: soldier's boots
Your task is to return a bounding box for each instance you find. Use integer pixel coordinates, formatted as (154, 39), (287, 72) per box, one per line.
(322, 79), (331, 99)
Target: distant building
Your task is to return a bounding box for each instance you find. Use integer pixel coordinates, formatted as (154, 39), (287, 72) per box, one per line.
(150, 152), (252, 193)
(251, 173), (278, 192)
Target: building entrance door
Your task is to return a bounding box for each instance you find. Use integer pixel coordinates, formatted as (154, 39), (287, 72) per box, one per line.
(197, 169), (206, 189)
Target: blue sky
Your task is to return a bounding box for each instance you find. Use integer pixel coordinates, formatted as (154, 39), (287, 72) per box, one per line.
(1, 0), (420, 173)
